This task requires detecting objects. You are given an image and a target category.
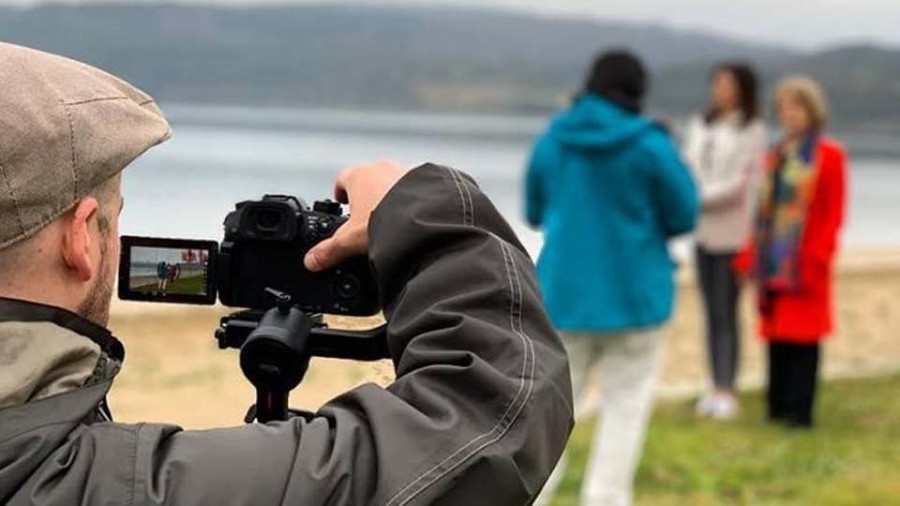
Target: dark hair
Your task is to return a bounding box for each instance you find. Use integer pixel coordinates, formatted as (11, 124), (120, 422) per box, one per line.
(582, 49), (648, 114)
(704, 62), (759, 126)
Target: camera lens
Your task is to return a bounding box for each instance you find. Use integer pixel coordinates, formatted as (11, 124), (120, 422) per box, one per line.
(256, 209), (283, 232)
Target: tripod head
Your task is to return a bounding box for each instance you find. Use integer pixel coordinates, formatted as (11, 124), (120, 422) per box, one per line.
(215, 289), (389, 423)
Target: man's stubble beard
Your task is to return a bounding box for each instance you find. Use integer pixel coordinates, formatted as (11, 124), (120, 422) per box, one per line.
(76, 231), (114, 327)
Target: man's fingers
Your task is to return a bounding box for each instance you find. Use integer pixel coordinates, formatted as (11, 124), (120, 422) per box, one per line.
(307, 161), (406, 272)
(304, 237), (340, 272)
(334, 168), (353, 203)
(304, 227), (362, 272)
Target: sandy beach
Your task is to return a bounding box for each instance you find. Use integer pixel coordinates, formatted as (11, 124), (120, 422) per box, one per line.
(105, 247), (900, 429)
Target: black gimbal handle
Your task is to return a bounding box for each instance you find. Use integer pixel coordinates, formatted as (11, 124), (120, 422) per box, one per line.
(307, 326), (390, 361)
(239, 305), (312, 423)
(216, 313), (389, 361)
(215, 290), (389, 424)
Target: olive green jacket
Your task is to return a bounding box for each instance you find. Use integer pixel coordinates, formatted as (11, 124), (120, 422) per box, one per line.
(0, 164), (573, 505)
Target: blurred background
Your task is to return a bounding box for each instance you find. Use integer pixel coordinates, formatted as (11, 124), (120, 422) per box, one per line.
(3, 1), (898, 504)
(3, 1), (899, 251)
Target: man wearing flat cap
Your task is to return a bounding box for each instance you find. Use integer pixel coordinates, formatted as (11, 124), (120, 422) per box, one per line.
(0, 43), (572, 505)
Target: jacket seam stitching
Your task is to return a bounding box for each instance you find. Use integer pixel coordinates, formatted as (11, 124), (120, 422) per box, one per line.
(383, 173), (518, 505)
(445, 167), (472, 227)
(460, 170), (474, 225)
(444, 167), (466, 225)
(450, 168), (475, 226)
(396, 241), (535, 505)
(447, 167), (473, 226)
(446, 168), (466, 223)
(387, 239), (535, 506)
(385, 167), (486, 505)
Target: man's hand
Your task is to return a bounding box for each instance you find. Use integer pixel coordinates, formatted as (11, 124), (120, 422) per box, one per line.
(304, 160), (407, 272)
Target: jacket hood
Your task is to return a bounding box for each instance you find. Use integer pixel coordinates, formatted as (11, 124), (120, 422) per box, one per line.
(549, 94), (654, 150)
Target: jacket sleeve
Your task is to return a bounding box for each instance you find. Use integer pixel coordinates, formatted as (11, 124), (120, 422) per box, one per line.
(80, 164), (574, 505)
(525, 134), (555, 228)
(647, 131), (700, 238)
(702, 123), (766, 210)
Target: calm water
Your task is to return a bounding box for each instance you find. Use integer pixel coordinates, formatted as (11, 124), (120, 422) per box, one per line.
(123, 105), (900, 259)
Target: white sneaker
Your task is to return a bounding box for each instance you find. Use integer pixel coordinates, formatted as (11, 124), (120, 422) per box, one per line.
(695, 393), (716, 417)
(708, 394), (739, 420)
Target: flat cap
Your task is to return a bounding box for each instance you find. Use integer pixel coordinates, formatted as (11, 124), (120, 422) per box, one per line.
(0, 43), (171, 250)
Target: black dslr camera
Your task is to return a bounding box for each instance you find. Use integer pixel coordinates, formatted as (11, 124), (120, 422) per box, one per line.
(218, 195), (379, 314)
(118, 195), (387, 423)
(119, 195), (379, 315)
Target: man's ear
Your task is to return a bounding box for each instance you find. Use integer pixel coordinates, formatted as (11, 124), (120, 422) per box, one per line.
(61, 197), (101, 282)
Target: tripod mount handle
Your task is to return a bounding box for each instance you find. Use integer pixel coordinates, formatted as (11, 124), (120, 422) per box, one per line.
(214, 292), (389, 423)
(216, 313), (389, 361)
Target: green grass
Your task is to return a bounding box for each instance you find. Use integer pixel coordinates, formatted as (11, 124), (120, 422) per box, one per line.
(134, 275), (207, 296)
(551, 374), (900, 506)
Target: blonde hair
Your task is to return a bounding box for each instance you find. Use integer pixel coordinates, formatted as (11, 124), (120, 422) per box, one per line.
(776, 76), (830, 130)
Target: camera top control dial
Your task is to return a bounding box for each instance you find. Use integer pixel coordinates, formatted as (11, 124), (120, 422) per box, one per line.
(313, 200), (343, 216)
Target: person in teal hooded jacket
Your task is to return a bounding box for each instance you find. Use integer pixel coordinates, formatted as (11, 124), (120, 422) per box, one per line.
(529, 51), (698, 506)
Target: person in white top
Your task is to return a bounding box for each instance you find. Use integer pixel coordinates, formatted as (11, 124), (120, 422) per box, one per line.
(683, 63), (767, 420)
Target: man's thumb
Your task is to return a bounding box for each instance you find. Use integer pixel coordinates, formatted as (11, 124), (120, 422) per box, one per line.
(304, 239), (339, 272)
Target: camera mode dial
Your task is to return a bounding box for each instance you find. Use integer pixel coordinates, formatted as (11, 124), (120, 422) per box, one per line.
(313, 200), (343, 216)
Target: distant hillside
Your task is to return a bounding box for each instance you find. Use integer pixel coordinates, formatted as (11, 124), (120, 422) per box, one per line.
(654, 44), (900, 129)
(1, 4), (898, 128)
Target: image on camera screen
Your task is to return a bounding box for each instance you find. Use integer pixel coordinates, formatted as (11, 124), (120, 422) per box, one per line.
(129, 246), (210, 298)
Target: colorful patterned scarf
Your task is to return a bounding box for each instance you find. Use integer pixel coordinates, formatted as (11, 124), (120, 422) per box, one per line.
(755, 133), (820, 292)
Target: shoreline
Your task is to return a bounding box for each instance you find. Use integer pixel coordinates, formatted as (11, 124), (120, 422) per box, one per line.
(109, 245), (900, 316)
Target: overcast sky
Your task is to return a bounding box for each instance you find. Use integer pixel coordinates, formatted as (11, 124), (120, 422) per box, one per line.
(1, 0), (898, 49)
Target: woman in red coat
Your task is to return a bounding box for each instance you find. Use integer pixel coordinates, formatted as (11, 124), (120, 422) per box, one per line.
(735, 76), (847, 428)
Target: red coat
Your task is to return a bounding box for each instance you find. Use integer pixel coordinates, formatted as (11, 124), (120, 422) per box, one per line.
(735, 136), (847, 343)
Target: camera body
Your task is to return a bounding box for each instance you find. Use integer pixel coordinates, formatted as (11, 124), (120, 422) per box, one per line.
(118, 195), (380, 316)
(118, 194), (388, 423)
(217, 195), (379, 314)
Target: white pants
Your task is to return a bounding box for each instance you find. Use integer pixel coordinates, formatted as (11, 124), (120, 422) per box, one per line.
(537, 327), (664, 506)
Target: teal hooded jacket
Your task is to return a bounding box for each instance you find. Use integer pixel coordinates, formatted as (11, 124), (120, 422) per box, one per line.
(526, 95), (698, 333)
